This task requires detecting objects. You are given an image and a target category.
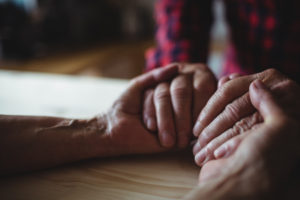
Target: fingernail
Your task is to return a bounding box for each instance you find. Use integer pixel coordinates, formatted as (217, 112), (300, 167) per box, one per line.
(214, 146), (226, 158)
(253, 80), (266, 90)
(147, 119), (156, 131)
(193, 121), (202, 137)
(229, 73), (240, 79)
(195, 150), (206, 166)
(218, 76), (229, 88)
(162, 132), (174, 148)
(193, 142), (201, 155)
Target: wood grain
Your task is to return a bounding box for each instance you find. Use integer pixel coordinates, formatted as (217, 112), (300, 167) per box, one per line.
(0, 151), (199, 200)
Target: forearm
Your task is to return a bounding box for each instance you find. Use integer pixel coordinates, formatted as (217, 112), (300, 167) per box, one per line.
(0, 114), (112, 175)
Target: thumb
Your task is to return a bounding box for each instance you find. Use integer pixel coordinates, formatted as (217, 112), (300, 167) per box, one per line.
(118, 64), (178, 113)
(199, 158), (229, 182)
(249, 79), (283, 123)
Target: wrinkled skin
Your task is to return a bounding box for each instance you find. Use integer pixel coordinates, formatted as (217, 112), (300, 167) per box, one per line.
(193, 69), (299, 166)
(143, 63), (217, 148)
(105, 64), (181, 155)
(186, 77), (300, 199)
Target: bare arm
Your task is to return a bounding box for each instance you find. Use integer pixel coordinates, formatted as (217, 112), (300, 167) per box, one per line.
(0, 115), (111, 175)
(0, 64), (179, 176)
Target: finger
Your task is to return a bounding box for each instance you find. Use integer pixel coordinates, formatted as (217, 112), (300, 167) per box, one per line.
(193, 112), (262, 161)
(218, 76), (230, 88)
(170, 75), (193, 148)
(214, 134), (247, 159)
(178, 63), (209, 74)
(143, 89), (157, 131)
(192, 69), (217, 123)
(198, 158), (229, 183)
(154, 82), (176, 148)
(229, 73), (241, 79)
(120, 64), (178, 113)
(176, 63), (217, 122)
(249, 80), (284, 123)
(193, 75), (254, 137)
(194, 142), (215, 166)
(218, 73), (241, 88)
(193, 68), (290, 137)
(197, 93), (255, 148)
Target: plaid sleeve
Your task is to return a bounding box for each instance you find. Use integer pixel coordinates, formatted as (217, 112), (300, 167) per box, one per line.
(145, 0), (213, 71)
(224, 0), (300, 81)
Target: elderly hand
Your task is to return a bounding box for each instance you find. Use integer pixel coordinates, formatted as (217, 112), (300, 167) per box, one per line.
(142, 63), (217, 148)
(193, 69), (296, 166)
(105, 64), (180, 155)
(186, 79), (300, 200)
(0, 64), (181, 175)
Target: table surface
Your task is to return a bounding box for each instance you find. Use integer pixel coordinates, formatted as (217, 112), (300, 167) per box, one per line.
(0, 70), (199, 200)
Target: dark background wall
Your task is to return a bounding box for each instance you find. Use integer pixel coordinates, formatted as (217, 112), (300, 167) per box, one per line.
(0, 0), (155, 59)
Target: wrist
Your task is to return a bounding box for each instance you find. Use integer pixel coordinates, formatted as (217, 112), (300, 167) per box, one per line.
(82, 114), (118, 158)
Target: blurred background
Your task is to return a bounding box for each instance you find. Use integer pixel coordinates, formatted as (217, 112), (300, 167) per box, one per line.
(0, 0), (228, 79)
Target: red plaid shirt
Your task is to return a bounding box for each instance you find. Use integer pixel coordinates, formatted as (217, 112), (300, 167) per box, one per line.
(145, 0), (300, 81)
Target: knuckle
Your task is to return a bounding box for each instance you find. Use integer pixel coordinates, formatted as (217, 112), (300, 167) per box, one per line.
(230, 126), (242, 137)
(247, 113), (263, 126)
(204, 143), (214, 156)
(145, 88), (154, 96)
(154, 90), (170, 101)
(170, 76), (192, 100)
(265, 68), (279, 76)
(260, 68), (291, 85)
(224, 103), (240, 122)
(234, 119), (250, 134)
(229, 114), (261, 137)
(254, 112), (264, 123)
(170, 86), (190, 99)
(219, 85), (234, 100)
(154, 84), (170, 101)
(199, 130), (211, 146)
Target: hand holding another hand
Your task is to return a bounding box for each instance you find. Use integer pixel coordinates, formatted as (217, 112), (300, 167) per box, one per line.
(186, 77), (300, 199)
(104, 64), (180, 155)
(142, 63), (217, 148)
(193, 69), (298, 166)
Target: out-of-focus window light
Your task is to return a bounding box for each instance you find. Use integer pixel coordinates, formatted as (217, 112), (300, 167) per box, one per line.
(0, 0), (37, 12)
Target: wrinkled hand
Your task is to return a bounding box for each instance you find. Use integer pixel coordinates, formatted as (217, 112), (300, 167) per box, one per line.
(143, 63), (217, 148)
(193, 69), (295, 166)
(186, 79), (300, 199)
(105, 65), (179, 155)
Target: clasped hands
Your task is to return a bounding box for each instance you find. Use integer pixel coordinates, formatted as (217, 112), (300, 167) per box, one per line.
(106, 63), (217, 155)
(1, 61), (299, 199)
(107, 63), (300, 198)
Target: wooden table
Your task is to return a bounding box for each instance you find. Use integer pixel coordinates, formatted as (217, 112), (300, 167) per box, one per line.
(0, 70), (199, 200)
